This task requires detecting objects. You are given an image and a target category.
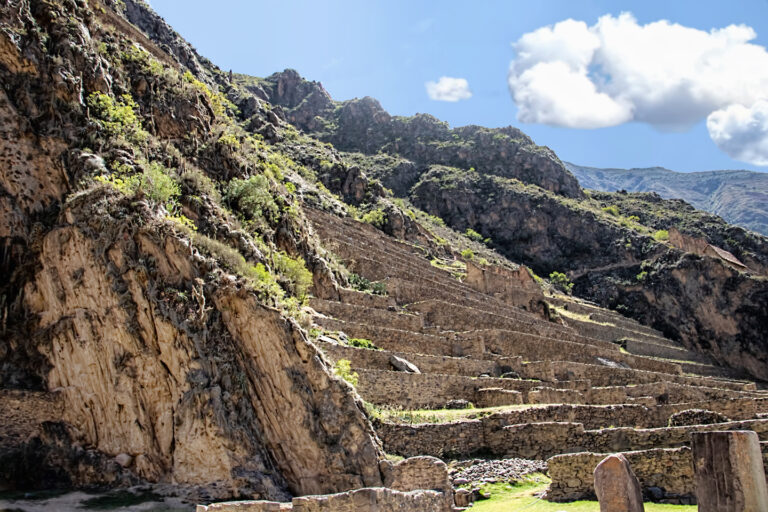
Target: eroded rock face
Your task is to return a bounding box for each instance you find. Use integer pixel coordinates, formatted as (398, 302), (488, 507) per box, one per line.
(14, 195), (384, 499)
(578, 253), (768, 380)
(0, 0), (390, 499)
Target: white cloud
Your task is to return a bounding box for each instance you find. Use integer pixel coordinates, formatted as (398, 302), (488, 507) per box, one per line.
(508, 13), (768, 164)
(426, 77), (472, 102)
(708, 100), (768, 166)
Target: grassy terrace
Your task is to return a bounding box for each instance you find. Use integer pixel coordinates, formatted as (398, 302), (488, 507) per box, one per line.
(469, 475), (695, 511)
(366, 403), (549, 424)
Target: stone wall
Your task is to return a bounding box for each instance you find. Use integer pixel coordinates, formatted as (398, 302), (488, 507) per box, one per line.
(544, 361), (755, 391)
(315, 317), (483, 359)
(473, 329), (682, 375)
(318, 342), (512, 377)
(197, 456), (455, 512)
(463, 260), (544, 312)
(377, 411), (768, 459)
(311, 298), (425, 332)
(196, 488), (446, 512)
(529, 388), (586, 405)
(337, 288), (396, 310)
(547, 447), (694, 502)
(355, 369), (541, 409)
(475, 388), (524, 408)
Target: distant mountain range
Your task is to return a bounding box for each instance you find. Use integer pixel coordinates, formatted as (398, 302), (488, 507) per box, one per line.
(565, 163), (768, 236)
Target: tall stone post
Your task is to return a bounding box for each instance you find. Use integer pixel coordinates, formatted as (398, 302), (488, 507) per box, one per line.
(692, 430), (768, 512)
(594, 454), (645, 512)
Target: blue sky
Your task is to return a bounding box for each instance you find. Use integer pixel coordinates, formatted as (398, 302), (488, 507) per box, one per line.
(149, 0), (768, 172)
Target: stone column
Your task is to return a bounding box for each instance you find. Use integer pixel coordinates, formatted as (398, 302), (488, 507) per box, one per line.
(593, 454), (645, 512)
(692, 430), (768, 512)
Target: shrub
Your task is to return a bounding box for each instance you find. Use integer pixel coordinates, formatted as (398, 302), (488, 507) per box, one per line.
(636, 270), (648, 281)
(182, 70), (235, 118)
(361, 208), (387, 229)
(653, 229), (670, 241)
(87, 92), (148, 144)
(96, 160), (179, 209)
(548, 271), (574, 294)
(274, 252), (313, 301)
(464, 228), (484, 243)
(136, 161), (180, 206)
(460, 248), (474, 260)
(348, 338), (379, 350)
(348, 273), (387, 295)
(225, 175), (280, 226)
(333, 359), (358, 387)
(601, 205), (620, 217)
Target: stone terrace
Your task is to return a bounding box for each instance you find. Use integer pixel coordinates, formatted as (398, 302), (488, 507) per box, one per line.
(306, 208), (768, 503)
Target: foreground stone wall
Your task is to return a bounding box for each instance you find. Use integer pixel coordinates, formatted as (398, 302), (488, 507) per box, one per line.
(547, 447), (694, 502)
(550, 442), (768, 503)
(197, 456), (454, 512)
(196, 487), (446, 512)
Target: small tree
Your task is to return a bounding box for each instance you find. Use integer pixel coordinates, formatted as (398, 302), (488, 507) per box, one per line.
(549, 271), (574, 294)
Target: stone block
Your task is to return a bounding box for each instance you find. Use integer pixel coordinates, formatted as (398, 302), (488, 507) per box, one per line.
(593, 454), (644, 512)
(692, 430), (768, 512)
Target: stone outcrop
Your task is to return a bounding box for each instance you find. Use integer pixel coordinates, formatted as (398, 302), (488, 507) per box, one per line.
(254, 71), (583, 199)
(9, 194), (383, 498)
(668, 228), (748, 271)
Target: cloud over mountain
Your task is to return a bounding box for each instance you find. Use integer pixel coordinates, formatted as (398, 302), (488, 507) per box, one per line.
(508, 13), (768, 164)
(426, 76), (472, 102)
(708, 100), (768, 166)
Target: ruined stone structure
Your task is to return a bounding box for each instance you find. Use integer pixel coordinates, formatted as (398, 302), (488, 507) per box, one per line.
(306, 208), (768, 505)
(2, 0), (768, 510)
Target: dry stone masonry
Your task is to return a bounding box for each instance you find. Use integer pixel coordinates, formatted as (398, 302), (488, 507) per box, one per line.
(305, 208), (768, 506)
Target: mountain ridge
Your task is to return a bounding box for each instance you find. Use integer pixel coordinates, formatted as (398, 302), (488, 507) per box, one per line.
(566, 162), (768, 235)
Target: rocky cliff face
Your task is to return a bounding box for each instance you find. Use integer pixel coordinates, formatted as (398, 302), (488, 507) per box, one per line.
(407, 166), (768, 380)
(247, 70), (583, 199)
(0, 0), (386, 500)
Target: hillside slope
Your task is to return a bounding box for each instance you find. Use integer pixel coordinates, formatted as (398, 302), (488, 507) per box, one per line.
(3, 0), (768, 509)
(244, 69), (768, 381)
(566, 163), (768, 236)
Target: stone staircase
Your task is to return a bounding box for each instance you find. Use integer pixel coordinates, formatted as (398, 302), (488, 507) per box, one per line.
(306, 208), (768, 504)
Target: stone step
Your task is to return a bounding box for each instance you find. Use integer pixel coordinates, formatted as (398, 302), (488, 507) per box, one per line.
(318, 340), (516, 378)
(525, 360), (757, 392)
(311, 208), (698, 362)
(319, 342), (757, 405)
(315, 312), (685, 377)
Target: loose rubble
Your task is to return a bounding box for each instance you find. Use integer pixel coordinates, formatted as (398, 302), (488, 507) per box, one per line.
(450, 458), (547, 485)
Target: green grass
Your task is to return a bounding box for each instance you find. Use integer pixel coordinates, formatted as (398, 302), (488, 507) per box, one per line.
(469, 476), (695, 512)
(368, 403), (549, 424)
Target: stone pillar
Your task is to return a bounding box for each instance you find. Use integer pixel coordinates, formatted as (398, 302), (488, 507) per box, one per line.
(593, 454), (645, 512)
(692, 430), (768, 512)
